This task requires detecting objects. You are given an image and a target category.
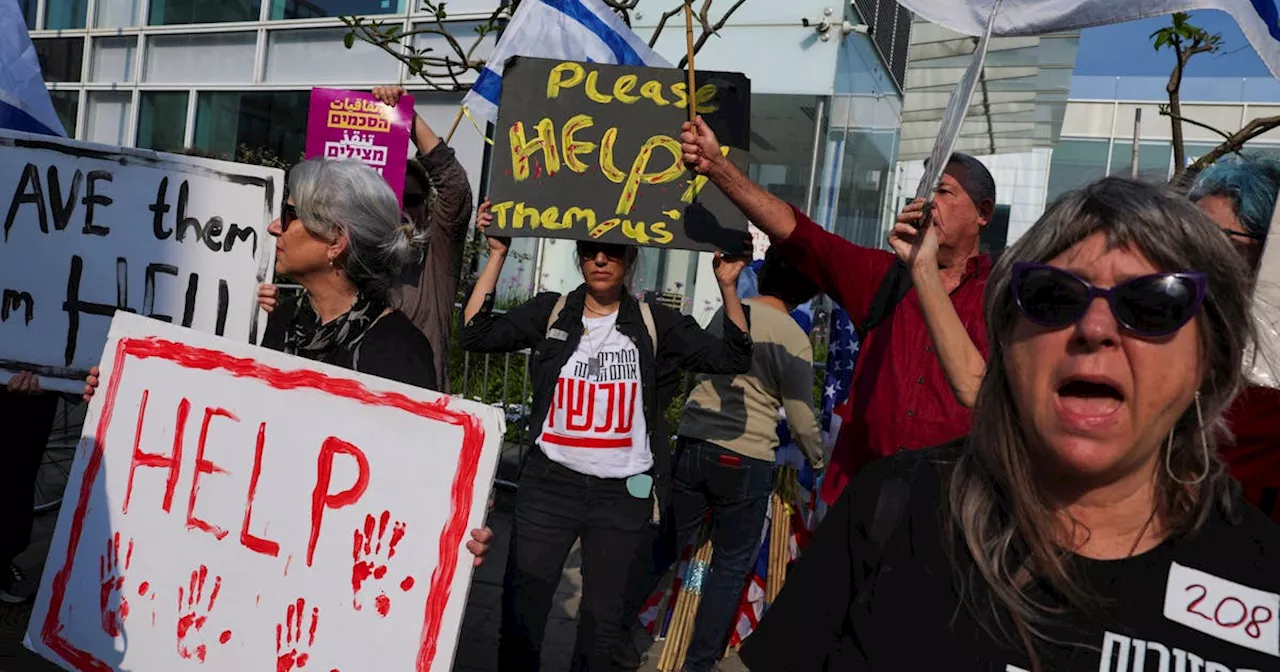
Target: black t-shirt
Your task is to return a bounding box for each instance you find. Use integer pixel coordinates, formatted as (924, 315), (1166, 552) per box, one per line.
(262, 298), (437, 391)
(740, 444), (1280, 671)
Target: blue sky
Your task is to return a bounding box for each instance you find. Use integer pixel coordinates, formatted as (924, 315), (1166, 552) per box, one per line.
(1073, 10), (1270, 77)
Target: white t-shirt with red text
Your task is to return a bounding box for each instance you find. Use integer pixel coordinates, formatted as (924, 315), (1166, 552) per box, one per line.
(537, 311), (652, 479)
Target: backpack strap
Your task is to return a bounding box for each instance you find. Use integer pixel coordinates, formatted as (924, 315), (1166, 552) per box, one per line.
(858, 260), (913, 340)
(858, 249), (1000, 341)
(547, 294), (657, 357)
(546, 295), (568, 333)
(638, 301), (658, 356)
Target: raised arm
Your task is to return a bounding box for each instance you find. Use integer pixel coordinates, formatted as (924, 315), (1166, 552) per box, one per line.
(459, 200), (557, 353)
(681, 116), (894, 321)
(371, 85), (473, 239)
(681, 116), (798, 242)
(890, 200), (986, 408)
(463, 199), (507, 324)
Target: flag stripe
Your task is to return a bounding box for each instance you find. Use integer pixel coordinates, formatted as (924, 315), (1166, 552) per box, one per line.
(0, 0), (66, 137)
(541, 0), (648, 65)
(0, 99), (60, 136)
(460, 0), (670, 127)
(1249, 0), (1280, 42)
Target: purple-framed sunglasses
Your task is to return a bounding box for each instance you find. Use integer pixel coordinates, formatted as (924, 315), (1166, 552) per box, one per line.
(1011, 262), (1208, 337)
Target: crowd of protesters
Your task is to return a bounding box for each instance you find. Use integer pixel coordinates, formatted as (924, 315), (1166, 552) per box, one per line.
(3, 84), (1280, 672)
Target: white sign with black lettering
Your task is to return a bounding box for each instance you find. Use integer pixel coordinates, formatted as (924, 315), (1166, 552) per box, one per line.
(0, 130), (280, 392)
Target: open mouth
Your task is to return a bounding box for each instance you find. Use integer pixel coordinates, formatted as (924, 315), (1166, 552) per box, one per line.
(1056, 378), (1125, 417)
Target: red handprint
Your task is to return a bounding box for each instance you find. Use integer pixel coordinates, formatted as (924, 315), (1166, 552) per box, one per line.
(99, 533), (132, 637)
(351, 511), (412, 616)
(175, 565), (232, 663)
(276, 598), (320, 672)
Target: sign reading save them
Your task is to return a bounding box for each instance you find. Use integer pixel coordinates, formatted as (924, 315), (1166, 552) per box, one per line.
(489, 57), (751, 252)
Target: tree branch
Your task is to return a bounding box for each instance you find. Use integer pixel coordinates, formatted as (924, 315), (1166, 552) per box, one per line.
(1176, 114), (1280, 187)
(649, 5), (685, 48)
(678, 0), (748, 68)
(1157, 108), (1235, 141)
(698, 0), (714, 35)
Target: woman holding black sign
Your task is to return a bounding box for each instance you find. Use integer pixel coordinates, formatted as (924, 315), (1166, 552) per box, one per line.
(461, 198), (753, 671)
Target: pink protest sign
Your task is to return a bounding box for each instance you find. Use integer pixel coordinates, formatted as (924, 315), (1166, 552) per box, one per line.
(305, 88), (414, 204)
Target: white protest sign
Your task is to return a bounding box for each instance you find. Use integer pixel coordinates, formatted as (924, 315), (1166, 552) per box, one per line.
(25, 312), (505, 671)
(0, 130), (280, 392)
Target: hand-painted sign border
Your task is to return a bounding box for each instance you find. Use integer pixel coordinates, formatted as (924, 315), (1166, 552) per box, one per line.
(37, 335), (487, 671)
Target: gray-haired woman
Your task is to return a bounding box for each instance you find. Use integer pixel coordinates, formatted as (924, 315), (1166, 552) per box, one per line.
(259, 158), (435, 387)
(739, 178), (1280, 671)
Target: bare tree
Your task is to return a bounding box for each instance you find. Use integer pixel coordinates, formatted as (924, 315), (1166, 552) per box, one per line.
(1152, 12), (1280, 187)
(339, 0), (750, 92)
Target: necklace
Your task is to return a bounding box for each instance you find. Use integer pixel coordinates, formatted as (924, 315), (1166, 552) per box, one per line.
(1126, 508), (1159, 558)
(584, 302), (618, 318)
(582, 313), (612, 378)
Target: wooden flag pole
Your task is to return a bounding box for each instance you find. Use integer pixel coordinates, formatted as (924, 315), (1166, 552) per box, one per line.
(445, 107), (466, 144)
(684, 0), (696, 125)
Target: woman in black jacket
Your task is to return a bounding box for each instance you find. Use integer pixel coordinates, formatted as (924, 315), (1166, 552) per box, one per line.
(461, 199), (753, 671)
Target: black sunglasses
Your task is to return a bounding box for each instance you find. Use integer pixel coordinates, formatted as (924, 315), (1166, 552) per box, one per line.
(1221, 227), (1266, 242)
(1012, 262), (1207, 338)
(577, 242), (628, 261)
(403, 192), (426, 209)
(281, 202), (299, 231)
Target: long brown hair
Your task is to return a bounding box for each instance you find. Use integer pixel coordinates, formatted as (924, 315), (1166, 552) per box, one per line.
(945, 178), (1254, 668)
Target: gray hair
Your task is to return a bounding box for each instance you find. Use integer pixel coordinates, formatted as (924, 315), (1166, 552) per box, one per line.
(948, 177), (1253, 668)
(287, 159), (423, 301)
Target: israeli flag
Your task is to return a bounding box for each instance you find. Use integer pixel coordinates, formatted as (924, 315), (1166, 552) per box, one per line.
(0, 0), (66, 136)
(462, 0), (672, 126)
(899, 0), (1280, 80)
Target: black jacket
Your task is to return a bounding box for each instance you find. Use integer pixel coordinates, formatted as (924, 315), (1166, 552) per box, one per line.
(459, 284), (753, 507)
(263, 297), (437, 391)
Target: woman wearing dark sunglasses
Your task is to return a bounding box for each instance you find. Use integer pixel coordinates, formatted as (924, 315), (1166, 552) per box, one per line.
(460, 199), (753, 671)
(740, 178), (1280, 671)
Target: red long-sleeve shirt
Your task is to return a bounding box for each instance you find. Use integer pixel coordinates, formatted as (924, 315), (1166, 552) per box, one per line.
(1222, 385), (1280, 523)
(776, 206), (992, 505)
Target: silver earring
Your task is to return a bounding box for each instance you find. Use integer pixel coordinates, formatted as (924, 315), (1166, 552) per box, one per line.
(1166, 391), (1210, 486)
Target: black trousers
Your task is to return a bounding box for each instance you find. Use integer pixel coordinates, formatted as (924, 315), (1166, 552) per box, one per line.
(0, 389), (60, 564)
(500, 448), (652, 672)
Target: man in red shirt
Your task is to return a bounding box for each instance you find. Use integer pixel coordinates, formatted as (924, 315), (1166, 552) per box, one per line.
(681, 117), (996, 504)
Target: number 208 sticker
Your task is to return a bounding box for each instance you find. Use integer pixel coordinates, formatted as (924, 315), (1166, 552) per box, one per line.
(1163, 562), (1280, 657)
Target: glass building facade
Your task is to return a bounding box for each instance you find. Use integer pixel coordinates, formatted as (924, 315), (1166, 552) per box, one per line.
(1049, 75), (1280, 205)
(22, 0), (906, 325)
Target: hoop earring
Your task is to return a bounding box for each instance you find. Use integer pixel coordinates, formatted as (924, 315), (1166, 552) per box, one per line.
(1165, 391), (1210, 486)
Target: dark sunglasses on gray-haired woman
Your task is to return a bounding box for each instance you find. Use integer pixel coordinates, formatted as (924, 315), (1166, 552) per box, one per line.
(280, 202), (299, 231)
(1012, 262), (1207, 338)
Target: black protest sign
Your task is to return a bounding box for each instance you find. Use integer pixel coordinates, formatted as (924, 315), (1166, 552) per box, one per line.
(489, 57), (752, 253)
(0, 131), (280, 391)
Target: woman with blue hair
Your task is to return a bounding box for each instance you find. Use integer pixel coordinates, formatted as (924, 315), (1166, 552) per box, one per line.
(1190, 154), (1280, 270)
(1191, 154), (1280, 524)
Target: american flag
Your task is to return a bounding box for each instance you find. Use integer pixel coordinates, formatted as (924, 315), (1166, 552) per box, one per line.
(821, 306), (860, 434)
(724, 303), (860, 649)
